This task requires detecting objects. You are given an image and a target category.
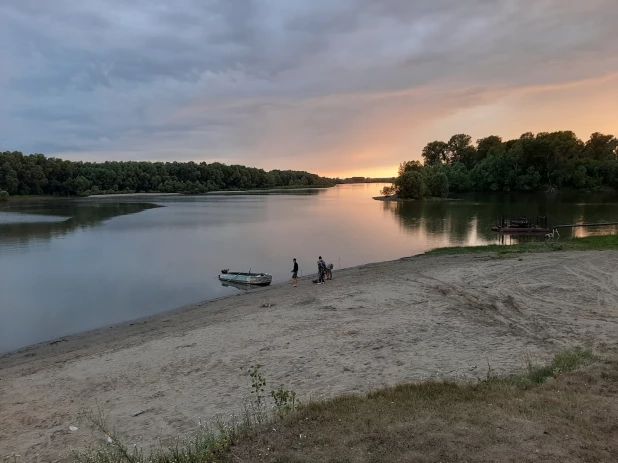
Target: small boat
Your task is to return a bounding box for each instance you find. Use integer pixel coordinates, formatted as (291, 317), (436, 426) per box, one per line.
(492, 216), (550, 234)
(218, 269), (272, 286)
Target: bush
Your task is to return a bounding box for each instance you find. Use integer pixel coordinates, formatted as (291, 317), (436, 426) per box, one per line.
(380, 185), (395, 196)
(0, 190), (8, 201)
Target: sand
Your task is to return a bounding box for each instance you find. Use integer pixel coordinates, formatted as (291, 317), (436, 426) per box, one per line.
(2, 250), (618, 461)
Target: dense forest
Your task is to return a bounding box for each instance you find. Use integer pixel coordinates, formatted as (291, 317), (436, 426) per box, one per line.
(383, 131), (618, 199)
(0, 152), (337, 198)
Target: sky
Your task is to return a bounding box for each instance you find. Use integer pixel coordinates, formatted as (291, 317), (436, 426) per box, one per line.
(1, 0), (617, 178)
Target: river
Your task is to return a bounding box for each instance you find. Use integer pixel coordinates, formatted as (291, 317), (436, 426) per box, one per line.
(1, 184), (617, 352)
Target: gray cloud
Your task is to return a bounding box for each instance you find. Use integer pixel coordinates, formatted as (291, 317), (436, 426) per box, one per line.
(1, 0), (617, 173)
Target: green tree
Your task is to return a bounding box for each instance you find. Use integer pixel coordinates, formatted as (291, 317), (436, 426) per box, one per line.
(421, 141), (449, 166)
(398, 160), (423, 176)
(446, 163), (472, 193)
(476, 136), (503, 162)
(447, 134), (476, 167)
(584, 133), (618, 161)
(516, 166), (541, 191)
(395, 170), (428, 199)
(423, 166), (450, 198)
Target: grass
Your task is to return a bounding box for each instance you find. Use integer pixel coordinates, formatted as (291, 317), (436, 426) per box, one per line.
(66, 348), (618, 463)
(425, 234), (618, 256)
(219, 348), (618, 463)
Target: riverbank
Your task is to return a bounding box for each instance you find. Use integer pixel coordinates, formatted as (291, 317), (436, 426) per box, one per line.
(372, 195), (460, 202)
(2, 247), (618, 460)
(88, 186), (335, 198)
(205, 185), (333, 194)
(86, 192), (182, 198)
(1, 186), (334, 202)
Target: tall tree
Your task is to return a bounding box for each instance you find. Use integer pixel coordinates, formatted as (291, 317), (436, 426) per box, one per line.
(398, 160), (424, 176)
(476, 135), (503, 162)
(447, 134), (477, 167)
(584, 133), (618, 161)
(421, 141), (449, 166)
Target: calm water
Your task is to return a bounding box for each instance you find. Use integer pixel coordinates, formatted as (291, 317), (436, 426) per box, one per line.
(1, 184), (618, 352)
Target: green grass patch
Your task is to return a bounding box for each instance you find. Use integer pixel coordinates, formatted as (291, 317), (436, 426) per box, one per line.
(495, 347), (596, 388)
(425, 234), (618, 256)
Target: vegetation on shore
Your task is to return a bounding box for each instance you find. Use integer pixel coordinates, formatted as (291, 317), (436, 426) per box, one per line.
(0, 152), (336, 197)
(221, 349), (614, 463)
(0, 151), (395, 198)
(381, 130), (618, 199)
(62, 348), (618, 463)
(425, 234), (618, 256)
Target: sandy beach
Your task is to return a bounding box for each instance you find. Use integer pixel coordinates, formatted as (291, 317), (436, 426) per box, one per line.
(2, 250), (618, 461)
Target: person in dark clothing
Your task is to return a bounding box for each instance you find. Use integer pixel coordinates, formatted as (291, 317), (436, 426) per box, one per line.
(317, 256), (326, 284)
(291, 258), (298, 287)
(326, 263), (333, 280)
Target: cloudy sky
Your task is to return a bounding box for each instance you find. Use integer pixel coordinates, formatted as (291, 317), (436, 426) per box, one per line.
(1, 0), (617, 177)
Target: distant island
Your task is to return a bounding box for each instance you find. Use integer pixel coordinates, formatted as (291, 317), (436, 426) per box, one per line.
(0, 151), (393, 199)
(377, 130), (618, 200)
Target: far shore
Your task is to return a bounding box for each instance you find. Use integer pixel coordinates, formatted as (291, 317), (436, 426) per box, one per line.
(205, 186), (333, 194)
(2, 245), (618, 461)
(1, 187), (336, 202)
(87, 186), (334, 198)
(86, 192), (183, 198)
(372, 195), (462, 202)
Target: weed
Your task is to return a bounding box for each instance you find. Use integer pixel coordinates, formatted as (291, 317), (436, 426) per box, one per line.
(271, 387), (302, 416)
(247, 364), (267, 407)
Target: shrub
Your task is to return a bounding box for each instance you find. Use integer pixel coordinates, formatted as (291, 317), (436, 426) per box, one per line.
(0, 190), (8, 201)
(380, 185), (395, 196)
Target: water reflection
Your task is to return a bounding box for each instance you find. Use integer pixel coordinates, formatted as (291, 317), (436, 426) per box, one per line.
(0, 201), (161, 253)
(381, 192), (618, 245)
(382, 199), (489, 247)
(220, 281), (254, 292)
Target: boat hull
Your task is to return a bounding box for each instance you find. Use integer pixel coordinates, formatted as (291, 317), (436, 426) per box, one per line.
(218, 272), (272, 286)
(492, 226), (550, 234)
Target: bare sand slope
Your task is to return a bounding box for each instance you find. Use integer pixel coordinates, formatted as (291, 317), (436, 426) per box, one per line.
(2, 251), (618, 461)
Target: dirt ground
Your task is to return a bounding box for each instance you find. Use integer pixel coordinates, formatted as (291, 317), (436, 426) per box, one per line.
(1, 250), (618, 461)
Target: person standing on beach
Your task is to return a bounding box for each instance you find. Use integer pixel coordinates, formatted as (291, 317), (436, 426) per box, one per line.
(291, 258), (299, 287)
(317, 256), (326, 284)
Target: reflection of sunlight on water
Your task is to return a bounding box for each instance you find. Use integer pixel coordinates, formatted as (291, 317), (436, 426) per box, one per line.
(574, 225), (618, 238)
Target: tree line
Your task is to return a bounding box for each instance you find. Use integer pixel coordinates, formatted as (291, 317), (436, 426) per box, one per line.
(384, 131), (618, 199)
(0, 152), (337, 198)
(336, 176), (396, 184)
